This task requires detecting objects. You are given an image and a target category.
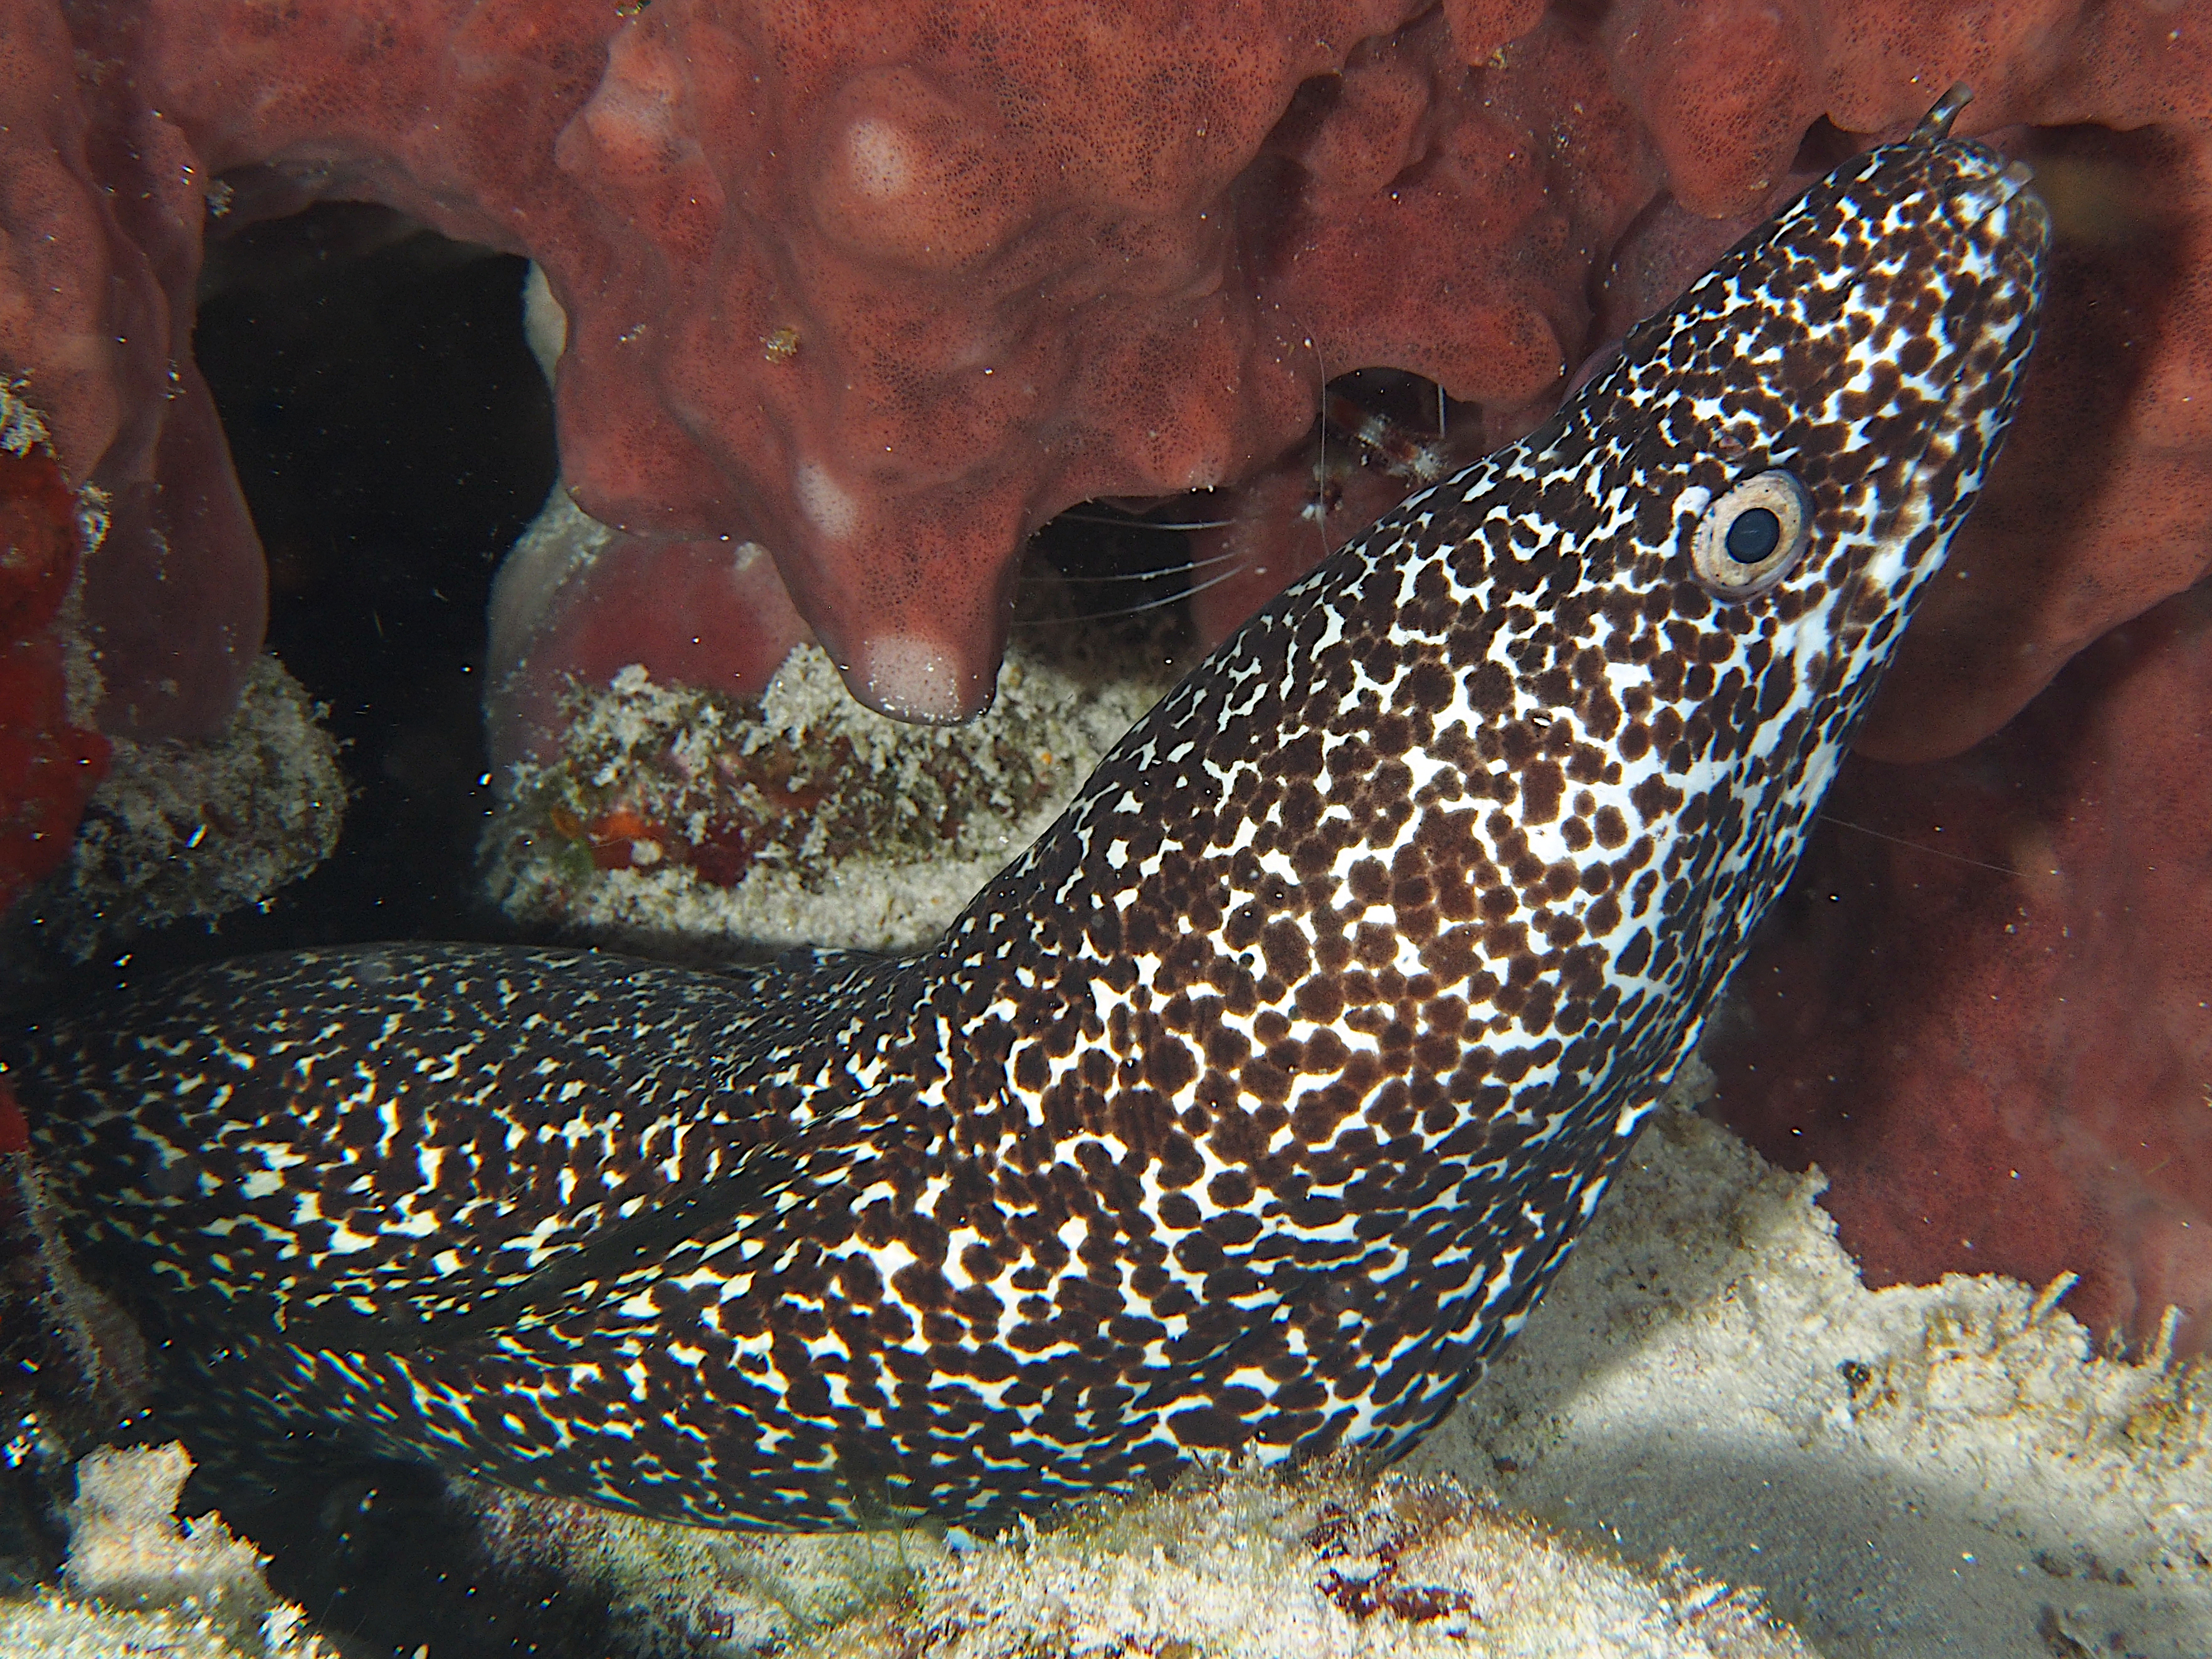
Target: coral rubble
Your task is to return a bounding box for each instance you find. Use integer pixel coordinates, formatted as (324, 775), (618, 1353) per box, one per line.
(4, 655), (344, 972)
(488, 570), (1186, 954)
(0, 1445), (335, 1659)
(1443, 1080), (2212, 1658)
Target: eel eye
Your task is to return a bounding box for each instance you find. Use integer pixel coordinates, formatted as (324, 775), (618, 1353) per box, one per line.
(1690, 469), (1812, 599)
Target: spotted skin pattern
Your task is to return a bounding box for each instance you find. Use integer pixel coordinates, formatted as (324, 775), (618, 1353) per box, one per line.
(6, 104), (2046, 1530)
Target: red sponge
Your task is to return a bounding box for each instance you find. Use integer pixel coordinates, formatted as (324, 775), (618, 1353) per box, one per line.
(0, 411), (112, 914)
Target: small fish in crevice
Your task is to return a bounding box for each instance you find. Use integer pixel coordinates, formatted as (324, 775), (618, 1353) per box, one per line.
(3, 92), (2047, 1530)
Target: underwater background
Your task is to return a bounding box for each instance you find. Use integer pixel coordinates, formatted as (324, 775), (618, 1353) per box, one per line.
(1, 1), (2208, 1654)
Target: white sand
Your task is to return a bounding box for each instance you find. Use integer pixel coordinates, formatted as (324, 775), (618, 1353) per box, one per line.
(1427, 1069), (2212, 1658)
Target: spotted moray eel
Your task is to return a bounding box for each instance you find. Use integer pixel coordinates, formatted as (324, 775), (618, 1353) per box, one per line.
(4, 95), (2045, 1530)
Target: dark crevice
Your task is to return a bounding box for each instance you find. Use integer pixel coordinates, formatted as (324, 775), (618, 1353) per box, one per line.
(186, 205), (559, 958)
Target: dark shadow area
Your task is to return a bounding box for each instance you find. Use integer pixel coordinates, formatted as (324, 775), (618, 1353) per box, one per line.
(201, 1456), (623, 1659)
(190, 203), (557, 958)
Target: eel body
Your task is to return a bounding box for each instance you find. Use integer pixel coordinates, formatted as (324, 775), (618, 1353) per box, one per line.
(5, 100), (2046, 1529)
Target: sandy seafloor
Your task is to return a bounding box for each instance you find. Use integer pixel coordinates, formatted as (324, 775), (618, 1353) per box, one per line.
(7, 611), (2210, 1658)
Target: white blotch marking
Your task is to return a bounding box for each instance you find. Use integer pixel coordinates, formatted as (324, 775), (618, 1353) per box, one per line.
(857, 634), (967, 722)
(794, 462), (863, 542)
(845, 117), (915, 200)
